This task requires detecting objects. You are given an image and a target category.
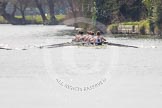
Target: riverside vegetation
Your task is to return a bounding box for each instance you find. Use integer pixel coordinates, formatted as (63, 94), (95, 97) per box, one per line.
(0, 0), (162, 36)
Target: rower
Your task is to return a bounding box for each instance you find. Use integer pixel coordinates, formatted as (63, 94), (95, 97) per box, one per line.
(88, 32), (95, 44)
(78, 31), (84, 42)
(83, 31), (91, 42)
(94, 31), (106, 45)
(72, 31), (84, 42)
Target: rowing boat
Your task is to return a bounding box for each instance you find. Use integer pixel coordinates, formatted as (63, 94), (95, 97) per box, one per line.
(77, 44), (107, 49)
(69, 41), (107, 48)
(0, 41), (138, 51)
(45, 41), (138, 49)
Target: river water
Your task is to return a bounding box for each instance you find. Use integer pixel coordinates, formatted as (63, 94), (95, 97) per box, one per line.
(0, 25), (162, 108)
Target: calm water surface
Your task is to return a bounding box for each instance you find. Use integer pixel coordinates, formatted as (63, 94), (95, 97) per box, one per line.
(0, 25), (162, 108)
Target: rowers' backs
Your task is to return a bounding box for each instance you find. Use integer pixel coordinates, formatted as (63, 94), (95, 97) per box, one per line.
(73, 31), (106, 44)
(72, 31), (84, 42)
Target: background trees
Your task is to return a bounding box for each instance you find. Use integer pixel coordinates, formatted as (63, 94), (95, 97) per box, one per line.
(0, 0), (162, 33)
(96, 0), (120, 25)
(34, 0), (47, 24)
(47, 0), (57, 24)
(0, 0), (26, 24)
(0, 0), (59, 24)
(12, 0), (29, 23)
(156, 0), (162, 34)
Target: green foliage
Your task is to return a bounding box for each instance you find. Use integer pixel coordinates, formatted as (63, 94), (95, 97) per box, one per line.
(55, 15), (66, 22)
(121, 22), (139, 25)
(92, 1), (97, 26)
(139, 19), (150, 28)
(139, 19), (150, 34)
(108, 24), (118, 33)
(142, 0), (153, 17)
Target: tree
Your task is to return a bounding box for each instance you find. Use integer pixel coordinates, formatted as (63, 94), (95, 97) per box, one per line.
(96, 0), (120, 24)
(12, 0), (29, 23)
(0, 0), (59, 25)
(47, 0), (57, 24)
(156, 0), (162, 35)
(119, 0), (147, 21)
(66, 0), (78, 28)
(34, 0), (47, 24)
(0, 0), (7, 15)
(142, 0), (154, 17)
(0, 0), (27, 24)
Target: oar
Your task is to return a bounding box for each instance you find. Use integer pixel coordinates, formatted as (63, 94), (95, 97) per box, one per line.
(39, 42), (84, 49)
(0, 47), (12, 50)
(41, 41), (139, 49)
(103, 42), (138, 48)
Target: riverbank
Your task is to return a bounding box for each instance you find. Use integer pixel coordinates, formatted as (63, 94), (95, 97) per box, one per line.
(108, 19), (161, 37)
(109, 34), (162, 39)
(0, 15), (65, 24)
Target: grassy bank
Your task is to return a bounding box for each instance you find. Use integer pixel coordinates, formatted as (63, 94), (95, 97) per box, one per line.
(0, 14), (65, 24)
(0, 16), (8, 24)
